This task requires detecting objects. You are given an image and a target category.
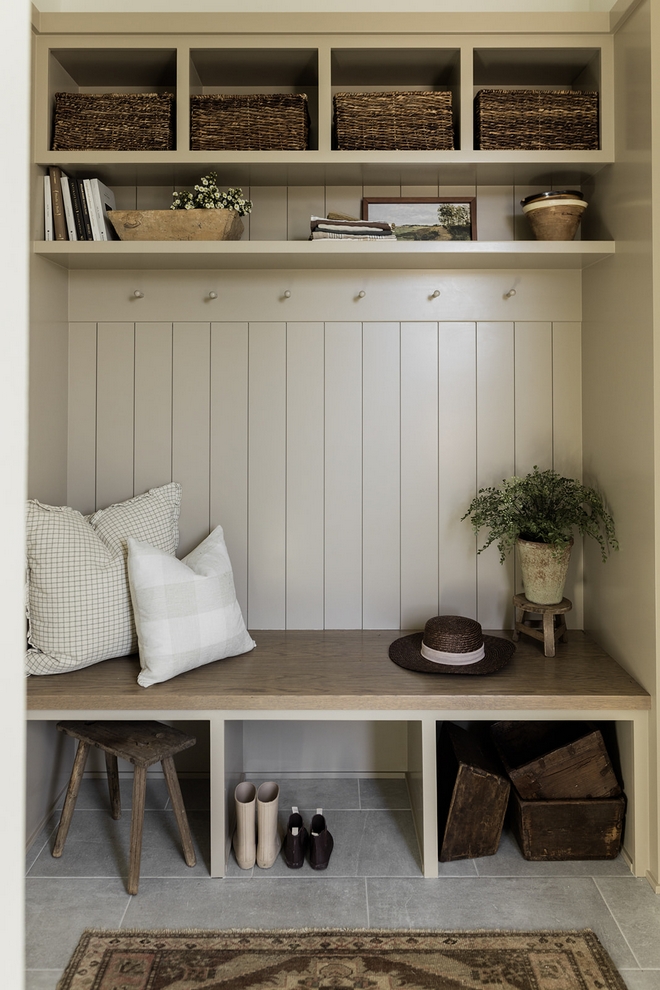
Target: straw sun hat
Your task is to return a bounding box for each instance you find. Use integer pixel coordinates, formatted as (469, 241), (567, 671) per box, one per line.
(389, 615), (515, 675)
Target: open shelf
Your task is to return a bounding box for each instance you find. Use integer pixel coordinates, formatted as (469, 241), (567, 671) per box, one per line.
(34, 238), (615, 271)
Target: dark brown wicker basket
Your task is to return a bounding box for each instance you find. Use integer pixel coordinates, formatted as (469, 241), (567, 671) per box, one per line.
(52, 92), (175, 151)
(474, 89), (599, 151)
(190, 94), (310, 151)
(334, 91), (454, 151)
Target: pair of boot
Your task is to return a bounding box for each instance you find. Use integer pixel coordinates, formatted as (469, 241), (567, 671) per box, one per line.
(232, 781), (282, 869)
(283, 806), (334, 870)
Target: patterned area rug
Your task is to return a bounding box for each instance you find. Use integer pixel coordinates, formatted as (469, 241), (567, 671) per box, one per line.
(58, 928), (627, 990)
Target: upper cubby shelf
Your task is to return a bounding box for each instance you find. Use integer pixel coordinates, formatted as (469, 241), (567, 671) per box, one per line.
(33, 32), (615, 175)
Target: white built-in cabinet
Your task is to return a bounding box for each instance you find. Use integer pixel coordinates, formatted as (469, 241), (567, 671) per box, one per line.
(32, 30), (615, 269)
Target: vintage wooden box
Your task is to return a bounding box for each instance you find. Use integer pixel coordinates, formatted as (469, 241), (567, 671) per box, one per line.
(437, 722), (510, 861)
(490, 720), (621, 800)
(509, 789), (625, 860)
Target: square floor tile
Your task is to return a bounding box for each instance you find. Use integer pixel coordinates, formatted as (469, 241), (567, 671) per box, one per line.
(359, 778), (410, 810)
(366, 876), (638, 970)
(25, 971), (63, 990)
(121, 876), (369, 930)
(475, 830), (634, 878)
(618, 972), (660, 990)
(25, 878), (130, 969)
(596, 878), (660, 968)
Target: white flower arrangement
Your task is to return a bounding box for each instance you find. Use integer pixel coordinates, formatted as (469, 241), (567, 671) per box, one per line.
(171, 173), (252, 216)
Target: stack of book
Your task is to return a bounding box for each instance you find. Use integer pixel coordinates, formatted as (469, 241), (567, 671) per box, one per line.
(43, 166), (117, 241)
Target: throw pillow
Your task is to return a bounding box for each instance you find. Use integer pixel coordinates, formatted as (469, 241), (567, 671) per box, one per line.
(127, 525), (256, 687)
(26, 482), (182, 676)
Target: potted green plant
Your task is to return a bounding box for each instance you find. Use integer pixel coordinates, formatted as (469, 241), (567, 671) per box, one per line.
(462, 466), (618, 605)
(108, 173), (252, 241)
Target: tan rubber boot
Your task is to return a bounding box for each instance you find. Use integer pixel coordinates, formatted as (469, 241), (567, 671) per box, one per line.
(256, 781), (282, 869)
(232, 781), (257, 869)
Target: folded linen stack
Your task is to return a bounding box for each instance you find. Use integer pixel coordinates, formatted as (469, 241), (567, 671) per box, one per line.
(310, 215), (396, 240)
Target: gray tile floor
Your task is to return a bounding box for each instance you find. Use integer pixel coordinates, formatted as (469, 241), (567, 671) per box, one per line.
(25, 776), (660, 990)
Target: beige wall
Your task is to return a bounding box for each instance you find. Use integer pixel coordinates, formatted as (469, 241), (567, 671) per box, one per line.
(582, 0), (658, 884)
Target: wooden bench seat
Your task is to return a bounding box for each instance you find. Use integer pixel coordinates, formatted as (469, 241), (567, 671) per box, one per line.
(27, 629), (651, 880)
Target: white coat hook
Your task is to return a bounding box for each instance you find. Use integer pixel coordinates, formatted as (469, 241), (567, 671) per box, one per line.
(133, 290), (144, 299)
(430, 289), (441, 299)
(504, 288), (517, 299)
(208, 291), (218, 300)
(357, 290), (366, 299)
(283, 290), (291, 299)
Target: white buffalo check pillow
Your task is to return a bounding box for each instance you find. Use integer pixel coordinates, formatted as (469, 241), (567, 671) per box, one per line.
(127, 525), (256, 687)
(26, 483), (182, 676)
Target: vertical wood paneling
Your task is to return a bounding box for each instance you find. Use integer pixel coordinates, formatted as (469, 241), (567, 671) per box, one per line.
(96, 322), (134, 509)
(325, 186), (362, 220)
(134, 322), (172, 494)
(363, 322), (400, 628)
(515, 322), (553, 476)
(248, 187), (288, 241)
(325, 322), (362, 628)
(67, 322), (97, 514)
(286, 322), (325, 628)
(401, 322), (439, 628)
(553, 321), (584, 628)
(553, 322), (583, 479)
(210, 322), (249, 618)
(287, 186), (325, 241)
(248, 322), (287, 628)
(477, 185), (514, 240)
(438, 323), (478, 618)
(476, 322), (515, 628)
(172, 323), (210, 556)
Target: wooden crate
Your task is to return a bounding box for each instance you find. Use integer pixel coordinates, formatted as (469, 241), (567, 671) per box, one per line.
(490, 720), (621, 800)
(509, 789), (625, 860)
(437, 722), (510, 861)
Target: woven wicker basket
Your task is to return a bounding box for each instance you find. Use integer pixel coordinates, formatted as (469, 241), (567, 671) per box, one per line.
(334, 91), (454, 151)
(190, 94), (310, 151)
(52, 92), (175, 151)
(474, 89), (599, 151)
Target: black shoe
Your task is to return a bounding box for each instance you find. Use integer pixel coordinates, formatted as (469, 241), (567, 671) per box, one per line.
(309, 810), (333, 870)
(283, 808), (308, 869)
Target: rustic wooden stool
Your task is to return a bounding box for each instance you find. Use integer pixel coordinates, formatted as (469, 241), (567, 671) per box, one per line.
(52, 720), (197, 894)
(512, 594), (573, 658)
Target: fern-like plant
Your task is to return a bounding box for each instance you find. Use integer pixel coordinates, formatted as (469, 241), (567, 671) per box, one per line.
(462, 466), (618, 563)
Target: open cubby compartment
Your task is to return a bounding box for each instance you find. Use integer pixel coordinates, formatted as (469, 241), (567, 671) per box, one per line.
(47, 47), (178, 152)
(330, 48), (461, 150)
(189, 48), (319, 151)
(473, 46), (602, 152)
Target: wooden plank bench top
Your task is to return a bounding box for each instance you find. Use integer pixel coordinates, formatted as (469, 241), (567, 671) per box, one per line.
(27, 629), (650, 713)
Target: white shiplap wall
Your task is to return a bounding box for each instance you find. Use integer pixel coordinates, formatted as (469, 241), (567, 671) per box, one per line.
(67, 267), (583, 632)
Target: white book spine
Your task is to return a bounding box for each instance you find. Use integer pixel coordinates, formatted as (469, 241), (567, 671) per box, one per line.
(86, 178), (107, 241)
(43, 175), (53, 241)
(83, 179), (102, 240)
(60, 175), (78, 241)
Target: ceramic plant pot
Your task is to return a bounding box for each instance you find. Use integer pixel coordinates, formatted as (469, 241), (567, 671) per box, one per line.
(521, 190), (587, 241)
(516, 537), (573, 605)
(108, 207), (244, 241)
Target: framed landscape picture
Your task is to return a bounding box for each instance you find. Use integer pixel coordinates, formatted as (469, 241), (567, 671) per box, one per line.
(361, 197), (476, 241)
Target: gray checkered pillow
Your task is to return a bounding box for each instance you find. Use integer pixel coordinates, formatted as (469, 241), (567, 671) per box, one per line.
(26, 483), (182, 675)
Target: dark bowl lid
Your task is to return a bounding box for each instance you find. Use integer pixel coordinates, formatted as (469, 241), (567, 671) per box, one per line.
(521, 190), (584, 207)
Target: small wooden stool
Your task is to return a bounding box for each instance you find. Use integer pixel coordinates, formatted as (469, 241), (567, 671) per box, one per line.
(53, 720), (197, 894)
(512, 594), (573, 658)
